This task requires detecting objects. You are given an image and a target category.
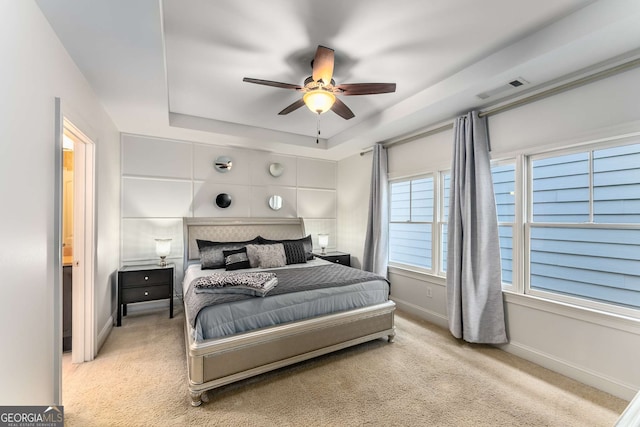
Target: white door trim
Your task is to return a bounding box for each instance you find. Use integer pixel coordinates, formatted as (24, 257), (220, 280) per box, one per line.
(54, 98), (63, 405)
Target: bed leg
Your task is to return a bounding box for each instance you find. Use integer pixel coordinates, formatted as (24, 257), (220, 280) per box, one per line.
(388, 331), (396, 343)
(190, 391), (205, 407)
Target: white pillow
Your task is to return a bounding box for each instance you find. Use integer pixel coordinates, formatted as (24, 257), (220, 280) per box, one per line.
(245, 244), (287, 268)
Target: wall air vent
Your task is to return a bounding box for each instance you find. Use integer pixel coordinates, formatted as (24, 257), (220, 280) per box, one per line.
(477, 77), (530, 100)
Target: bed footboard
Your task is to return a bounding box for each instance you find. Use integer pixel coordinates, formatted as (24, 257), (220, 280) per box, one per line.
(184, 300), (396, 406)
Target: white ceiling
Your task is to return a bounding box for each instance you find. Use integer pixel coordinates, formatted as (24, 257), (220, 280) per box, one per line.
(36, 0), (640, 160)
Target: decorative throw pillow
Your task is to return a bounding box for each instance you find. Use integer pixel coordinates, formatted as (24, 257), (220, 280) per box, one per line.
(282, 241), (307, 265)
(245, 244), (287, 268)
(223, 247), (251, 271)
(197, 237), (260, 269)
(258, 235), (314, 260)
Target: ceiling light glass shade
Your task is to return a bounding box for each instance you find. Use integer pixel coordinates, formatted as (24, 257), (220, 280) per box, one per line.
(303, 90), (336, 114)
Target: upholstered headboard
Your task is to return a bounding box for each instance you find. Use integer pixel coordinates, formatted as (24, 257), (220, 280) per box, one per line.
(182, 217), (306, 266)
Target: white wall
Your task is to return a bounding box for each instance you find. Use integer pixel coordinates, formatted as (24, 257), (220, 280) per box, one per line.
(0, 1), (120, 405)
(338, 65), (640, 400)
(120, 134), (337, 296)
(336, 153), (372, 269)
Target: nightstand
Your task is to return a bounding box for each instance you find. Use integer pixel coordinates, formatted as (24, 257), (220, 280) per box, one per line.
(117, 264), (174, 326)
(313, 251), (351, 267)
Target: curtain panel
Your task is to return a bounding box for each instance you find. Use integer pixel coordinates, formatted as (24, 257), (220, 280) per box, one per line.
(363, 143), (389, 278)
(446, 111), (507, 344)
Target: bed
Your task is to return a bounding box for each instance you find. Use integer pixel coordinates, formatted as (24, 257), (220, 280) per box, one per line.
(182, 217), (396, 406)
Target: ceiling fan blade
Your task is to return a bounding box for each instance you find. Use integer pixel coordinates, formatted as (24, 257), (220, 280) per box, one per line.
(331, 97), (355, 120)
(312, 45), (334, 85)
(243, 77), (302, 90)
(278, 98), (306, 115)
(335, 82), (396, 96)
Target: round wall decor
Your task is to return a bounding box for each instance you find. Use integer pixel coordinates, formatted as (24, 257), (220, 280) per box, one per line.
(269, 162), (284, 177)
(268, 195), (283, 211)
(214, 156), (233, 173)
(215, 193), (232, 208)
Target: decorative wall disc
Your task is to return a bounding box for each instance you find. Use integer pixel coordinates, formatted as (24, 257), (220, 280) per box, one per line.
(215, 193), (232, 208)
(214, 156), (233, 173)
(269, 162), (284, 177)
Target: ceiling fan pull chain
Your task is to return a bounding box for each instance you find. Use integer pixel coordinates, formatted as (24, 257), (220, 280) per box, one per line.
(316, 114), (321, 144)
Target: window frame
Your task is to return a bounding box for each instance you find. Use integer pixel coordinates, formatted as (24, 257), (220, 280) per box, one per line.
(524, 138), (640, 319)
(388, 173), (439, 274)
(490, 158), (519, 292)
(438, 170), (450, 277)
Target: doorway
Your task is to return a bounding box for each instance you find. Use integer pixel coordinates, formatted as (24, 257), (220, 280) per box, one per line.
(61, 117), (96, 365)
(62, 134), (74, 353)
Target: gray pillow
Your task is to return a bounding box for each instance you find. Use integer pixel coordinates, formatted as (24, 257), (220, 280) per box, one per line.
(258, 235), (314, 260)
(282, 241), (307, 265)
(245, 243), (287, 268)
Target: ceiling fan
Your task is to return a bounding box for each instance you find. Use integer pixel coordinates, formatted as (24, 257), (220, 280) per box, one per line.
(243, 45), (396, 120)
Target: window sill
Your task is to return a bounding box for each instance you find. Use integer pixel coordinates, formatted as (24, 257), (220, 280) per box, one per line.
(503, 291), (640, 335)
(388, 265), (446, 286)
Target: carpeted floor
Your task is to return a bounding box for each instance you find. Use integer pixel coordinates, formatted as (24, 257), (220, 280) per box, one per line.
(62, 308), (627, 426)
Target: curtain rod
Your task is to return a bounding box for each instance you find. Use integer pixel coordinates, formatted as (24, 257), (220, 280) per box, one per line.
(360, 56), (640, 156)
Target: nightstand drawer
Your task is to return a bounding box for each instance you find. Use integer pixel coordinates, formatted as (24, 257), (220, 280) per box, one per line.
(330, 255), (350, 265)
(122, 284), (171, 304)
(121, 269), (171, 287)
(313, 252), (351, 267)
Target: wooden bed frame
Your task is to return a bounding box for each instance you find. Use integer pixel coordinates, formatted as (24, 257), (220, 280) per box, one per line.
(182, 217), (396, 406)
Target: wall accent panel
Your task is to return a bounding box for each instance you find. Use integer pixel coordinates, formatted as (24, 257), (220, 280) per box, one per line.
(122, 177), (192, 218)
(122, 135), (192, 179)
(121, 135), (337, 275)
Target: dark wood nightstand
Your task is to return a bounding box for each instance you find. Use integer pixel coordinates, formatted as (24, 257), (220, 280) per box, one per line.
(313, 251), (351, 267)
(117, 264), (174, 326)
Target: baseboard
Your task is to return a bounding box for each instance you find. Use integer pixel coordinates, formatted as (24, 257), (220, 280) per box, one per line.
(391, 297), (448, 329)
(122, 296), (181, 316)
(501, 340), (638, 401)
(393, 296), (637, 401)
(97, 316), (113, 354)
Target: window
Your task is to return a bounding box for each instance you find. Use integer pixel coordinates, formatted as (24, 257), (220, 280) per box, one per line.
(528, 142), (640, 313)
(440, 172), (450, 274)
(389, 176), (434, 270)
(387, 136), (640, 318)
(439, 164), (516, 285)
(492, 163), (516, 287)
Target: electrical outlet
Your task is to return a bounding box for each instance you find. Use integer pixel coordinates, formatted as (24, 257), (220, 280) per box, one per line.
(426, 287), (433, 298)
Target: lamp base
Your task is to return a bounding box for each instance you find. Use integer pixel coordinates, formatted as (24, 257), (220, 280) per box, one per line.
(321, 248), (326, 255)
(159, 256), (167, 267)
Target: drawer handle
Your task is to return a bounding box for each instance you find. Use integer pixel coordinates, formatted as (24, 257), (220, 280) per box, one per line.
(144, 291), (149, 296)
(336, 260), (340, 263)
(144, 276), (149, 281)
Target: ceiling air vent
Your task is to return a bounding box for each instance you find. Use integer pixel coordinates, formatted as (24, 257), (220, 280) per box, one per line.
(477, 77), (529, 100)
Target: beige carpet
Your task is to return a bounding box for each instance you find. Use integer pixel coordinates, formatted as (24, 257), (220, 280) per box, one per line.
(62, 309), (627, 426)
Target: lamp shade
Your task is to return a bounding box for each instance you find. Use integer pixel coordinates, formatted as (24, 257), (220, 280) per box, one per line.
(318, 234), (329, 248)
(155, 238), (172, 258)
(303, 90), (336, 114)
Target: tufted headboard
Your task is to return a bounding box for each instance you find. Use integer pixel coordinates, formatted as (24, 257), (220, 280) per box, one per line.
(182, 217), (306, 266)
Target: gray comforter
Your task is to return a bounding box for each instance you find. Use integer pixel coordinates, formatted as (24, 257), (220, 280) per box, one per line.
(184, 264), (388, 327)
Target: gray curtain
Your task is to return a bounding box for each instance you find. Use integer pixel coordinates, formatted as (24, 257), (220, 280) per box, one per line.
(363, 143), (389, 277)
(446, 111), (507, 344)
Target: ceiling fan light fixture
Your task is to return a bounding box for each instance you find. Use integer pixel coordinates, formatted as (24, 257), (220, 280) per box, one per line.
(303, 90), (336, 114)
